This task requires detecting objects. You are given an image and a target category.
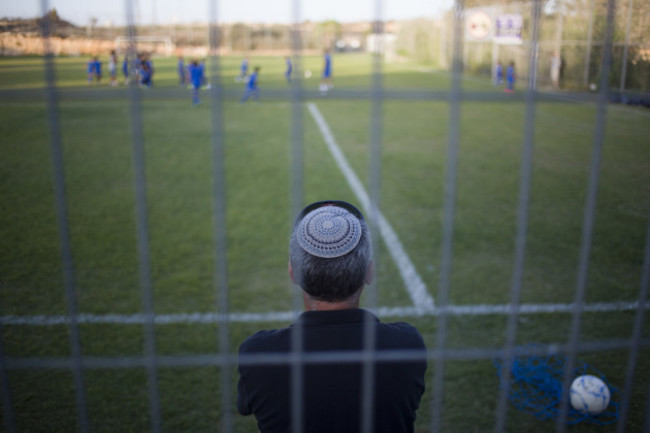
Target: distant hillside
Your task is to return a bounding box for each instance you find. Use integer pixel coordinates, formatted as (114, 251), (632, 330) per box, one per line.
(1, 10), (81, 38)
(0, 9), (401, 57)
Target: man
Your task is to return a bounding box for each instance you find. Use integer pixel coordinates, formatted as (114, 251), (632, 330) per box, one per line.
(237, 200), (427, 433)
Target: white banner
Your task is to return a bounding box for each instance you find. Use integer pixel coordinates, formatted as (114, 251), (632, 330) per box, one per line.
(495, 14), (523, 45)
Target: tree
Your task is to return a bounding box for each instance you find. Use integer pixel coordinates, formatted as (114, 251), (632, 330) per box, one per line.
(45, 9), (60, 21)
(317, 20), (342, 49)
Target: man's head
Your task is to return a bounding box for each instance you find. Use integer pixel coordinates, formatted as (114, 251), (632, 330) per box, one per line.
(289, 200), (373, 303)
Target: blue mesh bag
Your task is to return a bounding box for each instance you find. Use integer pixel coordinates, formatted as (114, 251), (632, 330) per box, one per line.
(494, 349), (620, 425)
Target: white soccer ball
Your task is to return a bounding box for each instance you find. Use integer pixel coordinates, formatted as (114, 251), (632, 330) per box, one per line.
(570, 374), (611, 415)
(589, 83), (597, 91)
(304, 69), (312, 78)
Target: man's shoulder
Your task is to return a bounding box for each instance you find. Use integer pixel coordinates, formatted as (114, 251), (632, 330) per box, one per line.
(379, 320), (421, 333)
(377, 321), (426, 349)
(239, 327), (292, 353)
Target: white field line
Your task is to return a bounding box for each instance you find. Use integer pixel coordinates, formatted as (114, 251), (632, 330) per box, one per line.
(2, 301), (648, 326)
(307, 102), (435, 312)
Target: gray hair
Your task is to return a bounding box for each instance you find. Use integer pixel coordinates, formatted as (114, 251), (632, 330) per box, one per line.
(290, 204), (372, 302)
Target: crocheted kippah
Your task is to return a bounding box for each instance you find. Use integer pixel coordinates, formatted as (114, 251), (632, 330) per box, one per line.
(296, 205), (362, 258)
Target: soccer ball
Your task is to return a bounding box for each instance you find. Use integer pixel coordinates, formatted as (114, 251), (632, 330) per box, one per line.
(570, 374), (611, 415)
(589, 83), (597, 91)
(304, 69), (312, 78)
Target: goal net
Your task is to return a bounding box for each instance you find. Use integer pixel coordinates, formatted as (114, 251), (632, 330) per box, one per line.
(114, 35), (173, 56)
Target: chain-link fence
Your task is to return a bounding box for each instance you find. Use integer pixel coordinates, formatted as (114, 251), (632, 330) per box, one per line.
(1, 0), (649, 432)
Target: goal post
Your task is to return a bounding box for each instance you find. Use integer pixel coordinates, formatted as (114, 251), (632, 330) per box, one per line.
(114, 35), (174, 56)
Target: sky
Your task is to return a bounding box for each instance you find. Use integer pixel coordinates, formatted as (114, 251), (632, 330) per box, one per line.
(1, 0), (453, 27)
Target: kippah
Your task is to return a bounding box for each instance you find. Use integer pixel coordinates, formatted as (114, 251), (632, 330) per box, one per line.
(296, 205), (362, 258)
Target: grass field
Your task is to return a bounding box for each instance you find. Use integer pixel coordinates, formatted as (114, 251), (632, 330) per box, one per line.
(1, 53), (649, 432)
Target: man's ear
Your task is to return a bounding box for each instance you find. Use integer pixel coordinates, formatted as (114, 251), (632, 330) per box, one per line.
(289, 261), (296, 284)
(364, 261), (374, 285)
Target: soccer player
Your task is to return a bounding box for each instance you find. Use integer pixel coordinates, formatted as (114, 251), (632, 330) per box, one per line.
(93, 57), (102, 83)
(122, 55), (130, 85)
(138, 54), (154, 88)
(87, 56), (96, 85)
(200, 58), (210, 88)
(139, 68), (149, 88)
(320, 49), (332, 94)
(137, 55), (147, 88)
(237, 56), (249, 82)
(145, 55), (154, 86)
(494, 60), (503, 86)
(134, 54), (143, 84)
(108, 50), (117, 86)
(177, 55), (186, 86)
(505, 61), (515, 93)
(240, 66), (260, 103)
(284, 56), (292, 83)
(188, 59), (205, 106)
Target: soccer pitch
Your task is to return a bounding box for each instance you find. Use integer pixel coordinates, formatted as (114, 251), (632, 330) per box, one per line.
(1, 54), (649, 432)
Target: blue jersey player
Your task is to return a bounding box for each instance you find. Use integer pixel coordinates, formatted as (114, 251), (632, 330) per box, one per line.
(505, 62), (515, 93)
(94, 57), (102, 83)
(320, 49), (332, 94)
(188, 59), (205, 106)
(241, 66), (260, 103)
(87, 56), (101, 85)
(87, 57), (95, 85)
(122, 55), (130, 84)
(494, 60), (503, 86)
(178, 56), (186, 86)
(200, 58), (209, 88)
(237, 57), (249, 82)
(285, 56), (292, 83)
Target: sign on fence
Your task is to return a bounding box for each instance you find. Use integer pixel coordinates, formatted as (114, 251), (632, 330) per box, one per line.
(495, 14), (523, 45)
(465, 9), (494, 42)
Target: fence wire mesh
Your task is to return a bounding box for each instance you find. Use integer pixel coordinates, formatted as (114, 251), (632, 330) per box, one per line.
(0, 0), (649, 432)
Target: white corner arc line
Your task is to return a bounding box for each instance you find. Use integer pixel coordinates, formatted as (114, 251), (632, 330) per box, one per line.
(307, 102), (435, 312)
